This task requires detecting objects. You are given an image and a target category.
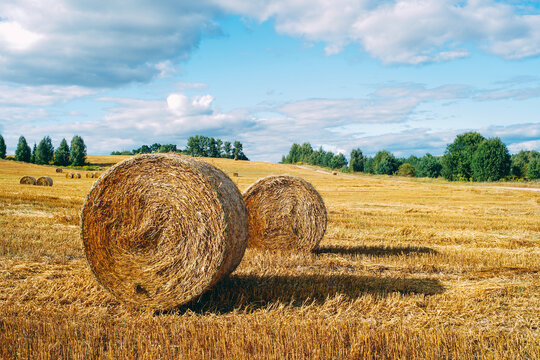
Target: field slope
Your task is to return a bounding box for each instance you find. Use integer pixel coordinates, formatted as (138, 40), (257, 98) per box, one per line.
(1, 156), (539, 359)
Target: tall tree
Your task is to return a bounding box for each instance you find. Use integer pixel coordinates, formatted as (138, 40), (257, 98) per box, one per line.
(30, 143), (37, 163)
(70, 135), (87, 166)
(54, 138), (70, 166)
(15, 136), (31, 162)
(416, 154), (442, 178)
(471, 138), (510, 181)
(441, 132), (486, 181)
(0, 134), (6, 159)
(528, 158), (540, 179)
(374, 150), (399, 175)
(223, 141), (232, 158)
(35, 136), (55, 165)
(350, 148), (365, 172)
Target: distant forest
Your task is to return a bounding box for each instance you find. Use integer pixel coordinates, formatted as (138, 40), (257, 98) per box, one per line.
(111, 135), (249, 160)
(281, 132), (540, 182)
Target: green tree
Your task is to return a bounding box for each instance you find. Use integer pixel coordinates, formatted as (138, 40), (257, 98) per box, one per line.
(232, 141), (248, 160)
(364, 157), (375, 174)
(350, 148), (365, 172)
(30, 143), (37, 163)
(15, 136), (31, 162)
(0, 134), (6, 159)
(527, 158), (540, 179)
(416, 154), (442, 178)
(158, 144), (177, 153)
(35, 136), (55, 165)
(441, 132), (486, 181)
(471, 138), (510, 182)
(397, 163), (416, 177)
(70, 135), (87, 166)
(208, 137), (218, 157)
(216, 139), (223, 157)
(330, 153), (348, 169)
(223, 141), (232, 158)
(54, 138), (70, 166)
(374, 150), (399, 175)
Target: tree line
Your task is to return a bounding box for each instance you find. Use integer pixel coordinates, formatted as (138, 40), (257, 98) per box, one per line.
(281, 132), (540, 181)
(0, 134), (87, 167)
(111, 135), (249, 160)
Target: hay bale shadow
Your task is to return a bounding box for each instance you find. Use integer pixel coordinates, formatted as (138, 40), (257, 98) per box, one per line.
(314, 245), (437, 257)
(165, 273), (444, 315)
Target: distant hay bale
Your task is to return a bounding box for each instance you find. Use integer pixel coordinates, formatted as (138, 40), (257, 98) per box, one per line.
(233, 172), (239, 177)
(56, 168), (63, 173)
(20, 176), (36, 185)
(76, 173), (81, 179)
(243, 175), (327, 252)
(93, 172), (99, 178)
(85, 173), (91, 178)
(66, 172), (74, 179)
(81, 154), (249, 310)
(332, 171), (337, 175)
(36, 176), (53, 186)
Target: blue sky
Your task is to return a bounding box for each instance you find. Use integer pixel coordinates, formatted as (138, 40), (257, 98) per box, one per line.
(0, 1), (539, 162)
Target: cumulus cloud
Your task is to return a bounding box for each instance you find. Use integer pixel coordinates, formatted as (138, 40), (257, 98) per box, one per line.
(0, 0), (224, 86)
(0, 0), (539, 88)
(222, 0), (540, 64)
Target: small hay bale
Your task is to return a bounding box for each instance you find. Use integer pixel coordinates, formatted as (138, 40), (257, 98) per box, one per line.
(81, 154), (248, 310)
(56, 168), (63, 173)
(233, 172), (239, 177)
(332, 171), (337, 175)
(85, 173), (91, 178)
(76, 173), (81, 179)
(66, 172), (74, 179)
(36, 176), (53, 186)
(243, 175), (327, 252)
(93, 172), (99, 178)
(20, 176), (36, 185)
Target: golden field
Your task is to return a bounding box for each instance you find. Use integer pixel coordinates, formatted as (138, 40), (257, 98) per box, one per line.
(0, 155), (539, 359)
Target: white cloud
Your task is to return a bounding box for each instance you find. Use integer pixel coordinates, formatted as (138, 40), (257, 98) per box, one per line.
(221, 0), (540, 64)
(0, 84), (96, 107)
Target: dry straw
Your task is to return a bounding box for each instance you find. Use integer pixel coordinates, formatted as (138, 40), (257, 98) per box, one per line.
(19, 176), (36, 185)
(66, 173), (74, 179)
(243, 175), (327, 252)
(76, 173), (81, 179)
(81, 153), (249, 310)
(55, 168), (63, 173)
(36, 176), (53, 186)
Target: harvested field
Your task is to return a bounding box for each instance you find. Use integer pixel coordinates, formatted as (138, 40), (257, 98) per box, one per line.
(0, 156), (539, 359)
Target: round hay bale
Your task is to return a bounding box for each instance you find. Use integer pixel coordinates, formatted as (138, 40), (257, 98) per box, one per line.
(36, 176), (53, 186)
(332, 171), (337, 175)
(243, 175), (327, 252)
(232, 172), (239, 177)
(85, 173), (91, 178)
(66, 172), (74, 179)
(56, 168), (63, 173)
(20, 176), (36, 185)
(93, 172), (99, 178)
(81, 154), (249, 310)
(76, 173), (81, 179)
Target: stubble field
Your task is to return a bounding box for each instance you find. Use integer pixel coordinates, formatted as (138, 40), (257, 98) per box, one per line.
(0, 155), (539, 359)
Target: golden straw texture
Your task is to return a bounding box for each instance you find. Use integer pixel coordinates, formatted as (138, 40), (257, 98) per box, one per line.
(66, 173), (74, 179)
(243, 175), (327, 252)
(81, 154), (248, 310)
(19, 176), (36, 185)
(55, 168), (63, 173)
(36, 176), (53, 186)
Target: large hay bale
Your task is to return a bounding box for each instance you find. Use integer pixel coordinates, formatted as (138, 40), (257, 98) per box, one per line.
(81, 154), (248, 310)
(243, 175), (327, 252)
(36, 176), (53, 186)
(56, 168), (63, 173)
(20, 176), (36, 185)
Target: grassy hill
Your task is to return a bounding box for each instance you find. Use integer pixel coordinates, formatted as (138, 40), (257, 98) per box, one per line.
(0, 155), (539, 359)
